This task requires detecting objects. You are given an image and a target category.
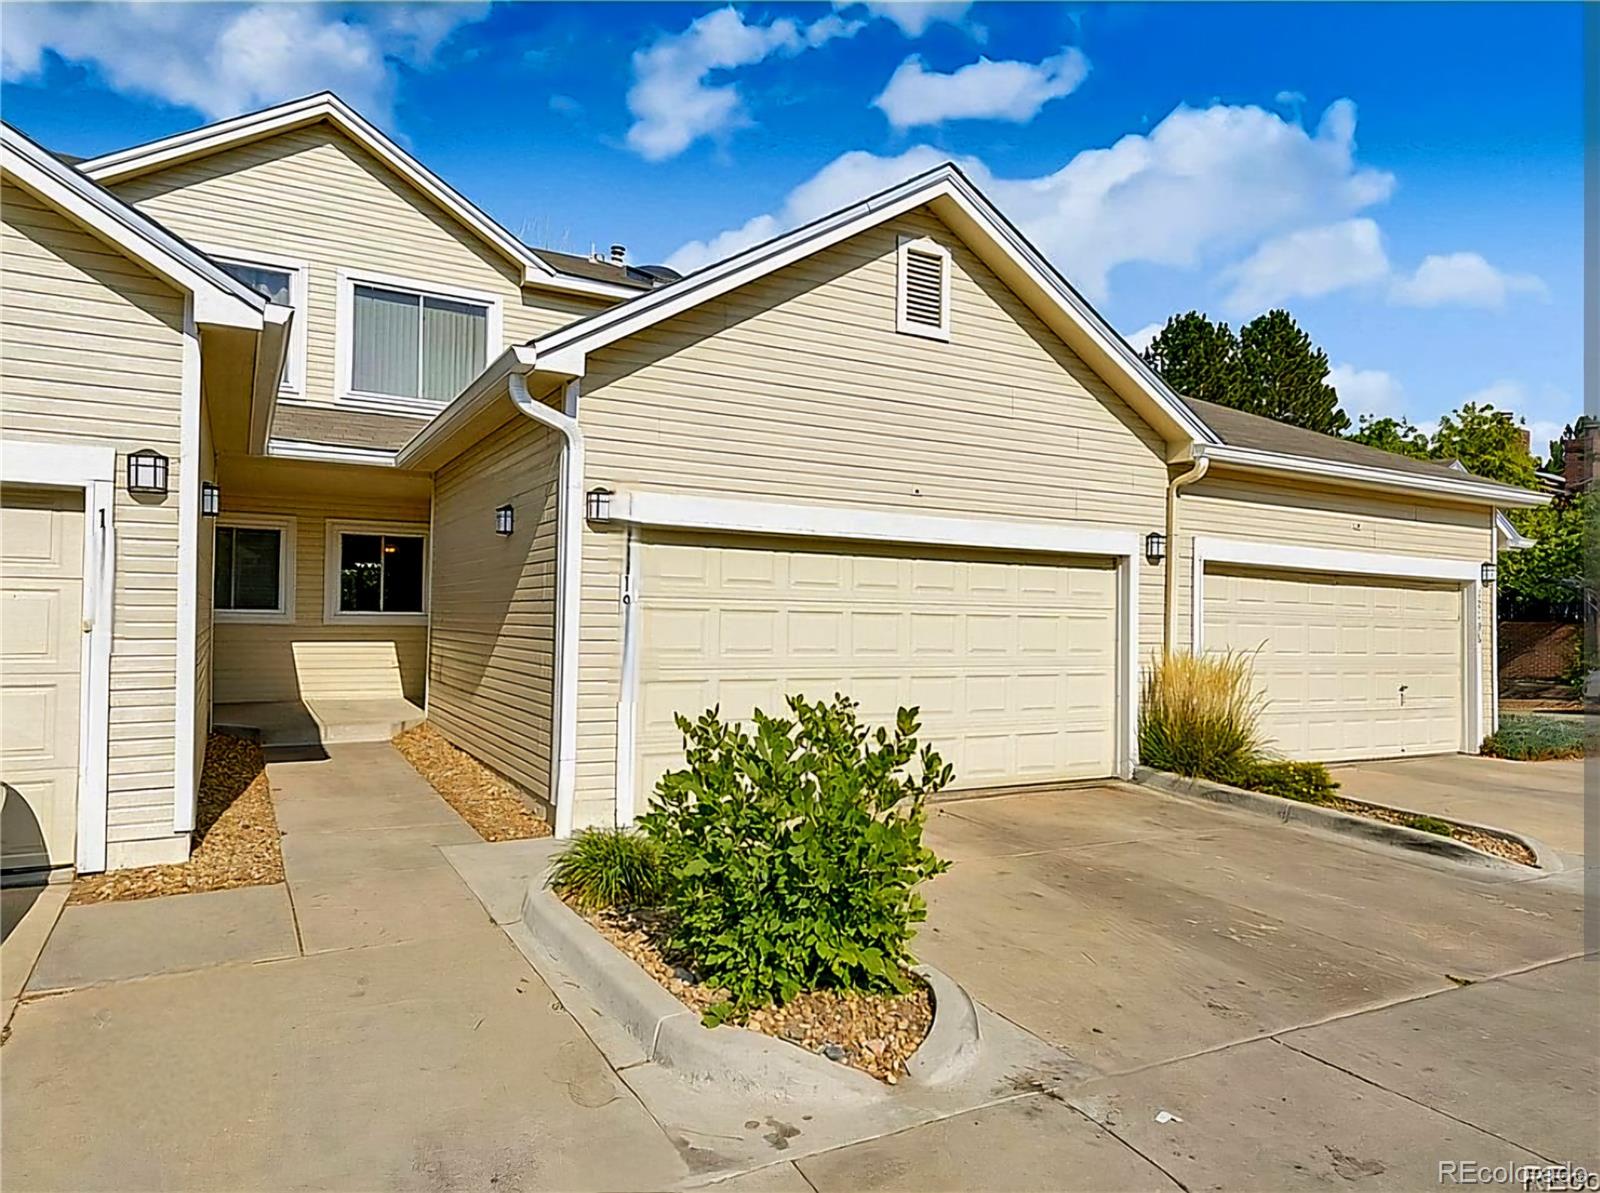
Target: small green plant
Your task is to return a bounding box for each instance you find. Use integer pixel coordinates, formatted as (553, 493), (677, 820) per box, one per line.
(1139, 650), (1265, 779)
(548, 827), (665, 912)
(1401, 814), (1456, 838)
(638, 694), (952, 1023)
(1481, 714), (1586, 761)
(1226, 758), (1338, 804)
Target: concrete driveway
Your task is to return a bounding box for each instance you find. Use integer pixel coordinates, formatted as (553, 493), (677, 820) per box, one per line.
(1329, 753), (1586, 861)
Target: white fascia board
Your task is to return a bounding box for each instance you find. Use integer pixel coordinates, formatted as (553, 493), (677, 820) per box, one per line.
(266, 439), (397, 466)
(1193, 535), (1482, 583)
(1194, 443), (1551, 508)
(612, 489), (1140, 560)
(248, 305), (294, 455)
(79, 94), (628, 299)
(394, 347), (524, 472)
(3, 125), (264, 330)
(1495, 510), (1536, 550)
(530, 165), (1217, 449)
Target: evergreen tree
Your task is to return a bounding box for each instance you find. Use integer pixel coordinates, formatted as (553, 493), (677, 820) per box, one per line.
(1140, 311), (1240, 408)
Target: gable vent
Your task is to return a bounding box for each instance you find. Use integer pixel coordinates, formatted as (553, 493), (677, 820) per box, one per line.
(896, 235), (951, 341)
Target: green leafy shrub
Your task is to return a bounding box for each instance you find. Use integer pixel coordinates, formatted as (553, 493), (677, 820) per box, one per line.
(1140, 650), (1265, 778)
(549, 827), (665, 912)
(1226, 758), (1338, 804)
(1481, 714), (1586, 761)
(638, 694), (952, 1022)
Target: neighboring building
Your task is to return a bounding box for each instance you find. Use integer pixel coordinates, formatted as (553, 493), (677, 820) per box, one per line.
(1560, 416), (1600, 495)
(1, 94), (1548, 875)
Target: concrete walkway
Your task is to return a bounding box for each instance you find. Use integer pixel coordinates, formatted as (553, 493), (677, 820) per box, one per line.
(1, 743), (688, 1192)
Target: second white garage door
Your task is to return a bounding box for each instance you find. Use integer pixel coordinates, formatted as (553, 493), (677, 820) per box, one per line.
(1203, 565), (1464, 762)
(635, 534), (1119, 800)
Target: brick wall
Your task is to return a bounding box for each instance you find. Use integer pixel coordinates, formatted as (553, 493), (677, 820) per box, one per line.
(1500, 621), (1579, 681)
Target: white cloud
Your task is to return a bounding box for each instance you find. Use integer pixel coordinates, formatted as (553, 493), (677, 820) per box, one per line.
(843, 1), (974, 36)
(873, 49), (1089, 128)
(1220, 218), (1389, 313)
(624, 7), (864, 162)
(1328, 362), (1406, 420)
(0, 2), (487, 123)
(668, 99), (1395, 297)
(1389, 252), (1547, 309)
(1124, 322), (1164, 354)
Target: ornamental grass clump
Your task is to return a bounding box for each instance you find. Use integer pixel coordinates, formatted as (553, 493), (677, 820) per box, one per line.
(549, 827), (666, 912)
(637, 694), (952, 1024)
(1139, 650), (1265, 779)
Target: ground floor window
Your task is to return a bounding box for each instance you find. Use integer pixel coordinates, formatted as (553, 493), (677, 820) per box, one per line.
(323, 521), (428, 623)
(213, 517), (295, 623)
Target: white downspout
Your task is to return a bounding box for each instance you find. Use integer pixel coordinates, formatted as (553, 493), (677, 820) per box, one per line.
(1164, 456), (1210, 655)
(508, 370), (583, 838)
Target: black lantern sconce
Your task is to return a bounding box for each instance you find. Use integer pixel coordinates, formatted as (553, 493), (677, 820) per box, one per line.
(126, 448), (169, 496)
(586, 487), (614, 524)
(1144, 530), (1167, 564)
(495, 504), (515, 536)
(201, 481), (221, 518)
(1481, 561), (1497, 585)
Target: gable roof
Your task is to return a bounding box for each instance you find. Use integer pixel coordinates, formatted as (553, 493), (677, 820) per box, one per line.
(525, 161), (1221, 451)
(1184, 395), (1547, 508)
(78, 92), (643, 301)
(2, 121), (267, 329)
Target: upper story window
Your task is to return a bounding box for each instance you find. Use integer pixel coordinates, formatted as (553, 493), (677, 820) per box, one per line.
(895, 234), (951, 342)
(212, 249), (309, 393)
(337, 271), (502, 415)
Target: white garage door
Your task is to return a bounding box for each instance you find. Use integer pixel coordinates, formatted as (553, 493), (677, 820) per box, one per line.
(635, 534), (1119, 802)
(1, 485), (85, 873)
(1203, 565), (1463, 762)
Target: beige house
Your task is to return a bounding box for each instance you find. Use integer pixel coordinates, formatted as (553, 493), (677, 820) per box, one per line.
(1, 94), (1545, 874)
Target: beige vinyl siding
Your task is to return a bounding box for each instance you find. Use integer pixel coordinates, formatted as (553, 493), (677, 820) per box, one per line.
(1, 178), (189, 852)
(110, 125), (611, 421)
(427, 415), (560, 814)
(1176, 473), (1495, 741)
(569, 207), (1169, 826)
(213, 487), (429, 704)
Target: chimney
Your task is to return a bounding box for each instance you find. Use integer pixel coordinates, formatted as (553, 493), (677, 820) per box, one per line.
(609, 244), (626, 266)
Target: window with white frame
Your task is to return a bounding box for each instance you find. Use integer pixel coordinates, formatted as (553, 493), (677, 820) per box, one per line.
(213, 516), (295, 623)
(212, 250), (308, 393)
(338, 272), (500, 413)
(895, 234), (951, 341)
(324, 520), (428, 622)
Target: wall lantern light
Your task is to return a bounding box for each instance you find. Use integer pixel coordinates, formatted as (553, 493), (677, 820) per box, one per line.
(127, 448), (169, 496)
(201, 481), (221, 518)
(495, 504), (515, 536)
(1481, 561), (1497, 585)
(1144, 530), (1167, 564)
(586, 487), (615, 524)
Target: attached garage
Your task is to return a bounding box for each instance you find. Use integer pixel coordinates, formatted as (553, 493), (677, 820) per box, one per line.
(1193, 537), (1481, 763)
(632, 532), (1122, 802)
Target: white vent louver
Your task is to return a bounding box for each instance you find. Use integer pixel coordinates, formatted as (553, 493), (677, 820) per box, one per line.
(896, 235), (950, 340)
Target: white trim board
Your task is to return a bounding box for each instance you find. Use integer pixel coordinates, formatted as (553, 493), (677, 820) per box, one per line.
(173, 302), (201, 834)
(0, 438), (117, 873)
(1189, 535), (1486, 754)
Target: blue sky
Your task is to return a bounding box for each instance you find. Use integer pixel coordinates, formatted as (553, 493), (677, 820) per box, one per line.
(2, 2), (1582, 456)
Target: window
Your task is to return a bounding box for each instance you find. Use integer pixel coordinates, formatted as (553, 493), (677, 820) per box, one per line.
(212, 516), (295, 623)
(338, 272), (500, 413)
(210, 249), (308, 393)
(324, 521), (428, 623)
(895, 234), (951, 341)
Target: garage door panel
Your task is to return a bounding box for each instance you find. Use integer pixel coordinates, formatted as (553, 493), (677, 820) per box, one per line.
(637, 535), (1118, 800)
(1204, 565), (1462, 763)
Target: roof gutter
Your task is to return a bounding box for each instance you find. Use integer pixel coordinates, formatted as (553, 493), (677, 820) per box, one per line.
(1192, 443), (1550, 509)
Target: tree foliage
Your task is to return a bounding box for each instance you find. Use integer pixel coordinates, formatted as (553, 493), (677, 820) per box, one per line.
(1141, 309), (1348, 435)
(1501, 495), (1588, 621)
(1349, 415), (1432, 460)
(1432, 402), (1540, 488)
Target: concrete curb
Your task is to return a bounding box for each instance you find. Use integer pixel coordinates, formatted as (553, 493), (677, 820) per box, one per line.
(519, 875), (983, 1101)
(1132, 766), (1551, 872)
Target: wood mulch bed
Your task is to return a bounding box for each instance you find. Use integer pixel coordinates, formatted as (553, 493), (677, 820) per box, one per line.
(575, 901), (932, 1084)
(69, 733), (282, 905)
(1328, 796), (1538, 867)
(393, 722), (550, 842)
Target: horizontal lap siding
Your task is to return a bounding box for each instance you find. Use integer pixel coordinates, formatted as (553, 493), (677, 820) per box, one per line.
(214, 487), (429, 703)
(1, 179), (187, 848)
(571, 207), (1169, 827)
(110, 127), (609, 430)
(428, 417), (560, 812)
(1177, 474), (1495, 738)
